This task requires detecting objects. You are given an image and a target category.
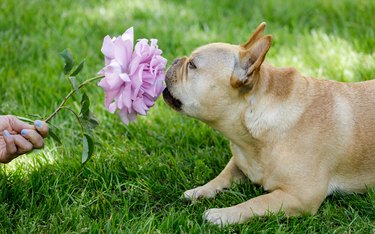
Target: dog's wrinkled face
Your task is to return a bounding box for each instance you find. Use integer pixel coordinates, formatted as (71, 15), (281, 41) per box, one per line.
(163, 43), (244, 122)
(163, 23), (272, 123)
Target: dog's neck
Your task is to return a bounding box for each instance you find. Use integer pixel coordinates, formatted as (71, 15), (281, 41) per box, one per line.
(250, 62), (298, 100)
(203, 100), (253, 147)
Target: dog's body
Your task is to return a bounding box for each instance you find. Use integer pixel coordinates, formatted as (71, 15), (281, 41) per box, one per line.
(163, 23), (375, 225)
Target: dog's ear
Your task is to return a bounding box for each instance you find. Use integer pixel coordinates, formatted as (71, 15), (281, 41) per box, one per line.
(231, 35), (272, 88)
(241, 22), (267, 50)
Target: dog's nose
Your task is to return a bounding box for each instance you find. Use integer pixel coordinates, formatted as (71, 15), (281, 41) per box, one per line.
(172, 58), (180, 65)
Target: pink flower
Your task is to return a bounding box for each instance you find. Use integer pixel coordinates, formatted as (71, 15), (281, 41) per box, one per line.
(98, 27), (167, 124)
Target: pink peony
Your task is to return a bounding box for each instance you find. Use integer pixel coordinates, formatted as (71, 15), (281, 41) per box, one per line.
(98, 27), (167, 124)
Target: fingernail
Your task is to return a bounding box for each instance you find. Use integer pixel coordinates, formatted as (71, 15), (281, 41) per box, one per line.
(3, 130), (10, 138)
(21, 129), (27, 136)
(35, 120), (42, 128)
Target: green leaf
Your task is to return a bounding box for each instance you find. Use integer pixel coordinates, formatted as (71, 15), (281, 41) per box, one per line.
(81, 112), (99, 130)
(69, 76), (79, 93)
(70, 60), (85, 76)
(82, 133), (94, 164)
(88, 113), (99, 128)
(60, 49), (75, 75)
(79, 93), (99, 131)
(49, 128), (62, 144)
(80, 92), (90, 120)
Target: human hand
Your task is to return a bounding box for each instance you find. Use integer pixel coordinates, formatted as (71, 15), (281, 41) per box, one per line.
(0, 115), (49, 163)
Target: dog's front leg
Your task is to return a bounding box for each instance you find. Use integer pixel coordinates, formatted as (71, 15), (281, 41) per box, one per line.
(204, 189), (325, 225)
(184, 157), (246, 200)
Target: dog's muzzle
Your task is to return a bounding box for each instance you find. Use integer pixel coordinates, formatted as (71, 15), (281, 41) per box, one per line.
(163, 87), (182, 111)
(163, 62), (183, 111)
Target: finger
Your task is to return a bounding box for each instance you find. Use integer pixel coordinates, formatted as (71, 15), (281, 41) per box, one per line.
(34, 120), (49, 138)
(21, 129), (44, 149)
(1, 130), (18, 163)
(6, 115), (34, 132)
(13, 134), (33, 155)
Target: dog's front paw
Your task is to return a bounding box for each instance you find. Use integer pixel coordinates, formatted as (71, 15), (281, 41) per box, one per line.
(204, 207), (245, 226)
(183, 185), (218, 201)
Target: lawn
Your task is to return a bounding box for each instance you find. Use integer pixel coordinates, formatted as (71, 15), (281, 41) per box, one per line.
(0, 0), (374, 232)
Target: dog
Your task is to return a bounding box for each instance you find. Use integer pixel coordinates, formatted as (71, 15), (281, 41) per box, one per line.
(162, 22), (375, 225)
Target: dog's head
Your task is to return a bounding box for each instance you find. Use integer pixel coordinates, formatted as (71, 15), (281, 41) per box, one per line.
(163, 22), (272, 122)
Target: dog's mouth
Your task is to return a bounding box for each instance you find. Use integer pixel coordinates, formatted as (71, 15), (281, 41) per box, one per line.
(163, 87), (182, 111)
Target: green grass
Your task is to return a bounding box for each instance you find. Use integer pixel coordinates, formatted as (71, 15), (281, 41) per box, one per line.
(1, 0), (374, 232)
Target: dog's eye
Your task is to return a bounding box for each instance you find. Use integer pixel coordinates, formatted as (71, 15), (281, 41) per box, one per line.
(188, 60), (197, 69)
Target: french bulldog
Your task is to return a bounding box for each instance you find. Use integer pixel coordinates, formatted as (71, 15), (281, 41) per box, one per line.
(163, 22), (375, 225)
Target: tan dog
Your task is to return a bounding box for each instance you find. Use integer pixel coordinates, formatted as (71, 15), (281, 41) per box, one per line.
(163, 22), (375, 225)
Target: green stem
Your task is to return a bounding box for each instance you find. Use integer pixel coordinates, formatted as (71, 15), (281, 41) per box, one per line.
(16, 116), (35, 124)
(44, 75), (104, 123)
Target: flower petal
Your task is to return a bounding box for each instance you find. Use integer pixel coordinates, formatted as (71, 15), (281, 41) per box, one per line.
(133, 98), (149, 115)
(103, 88), (120, 109)
(128, 111), (137, 122)
(119, 108), (137, 124)
(119, 73), (130, 82)
(117, 92), (124, 109)
(131, 65), (144, 99)
(143, 94), (155, 107)
(128, 55), (142, 76)
(113, 37), (128, 68)
(101, 35), (115, 59)
(121, 27), (134, 46)
(119, 108), (130, 124)
(108, 102), (117, 113)
(122, 83), (132, 109)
